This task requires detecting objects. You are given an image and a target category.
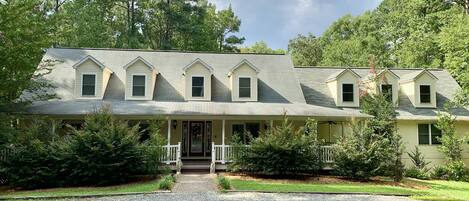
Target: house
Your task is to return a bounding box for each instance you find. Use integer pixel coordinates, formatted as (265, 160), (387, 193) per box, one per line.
(27, 47), (469, 172)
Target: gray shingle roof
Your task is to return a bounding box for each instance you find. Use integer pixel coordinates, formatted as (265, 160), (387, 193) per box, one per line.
(295, 67), (469, 121)
(29, 48), (372, 118)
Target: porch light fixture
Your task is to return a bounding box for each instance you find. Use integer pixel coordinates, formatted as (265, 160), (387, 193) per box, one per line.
(172, 120), (177, 129)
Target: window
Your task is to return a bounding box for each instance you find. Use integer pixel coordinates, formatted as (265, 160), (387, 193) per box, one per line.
(381, 84), (393, 102)
(191, 76), (204, 97)
(420, 85), (431, 103)
(342, 84), (354, 102)
(418, 124), (442, 145)
(132, 75), (146, 96)
(82, 74), (96, 96)
(232, 123), (260, 143)
(239, 77), (251, 98)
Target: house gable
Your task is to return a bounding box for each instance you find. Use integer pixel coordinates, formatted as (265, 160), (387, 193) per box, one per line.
(326, 68), (361, 107)
(123, 57), (157, 100)
(183, 58), (212, 101)
(229, 59), (259, 102)
(73, 55), (112, 99)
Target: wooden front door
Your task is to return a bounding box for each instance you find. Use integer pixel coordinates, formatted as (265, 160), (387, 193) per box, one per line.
(189, 121), (205, 156)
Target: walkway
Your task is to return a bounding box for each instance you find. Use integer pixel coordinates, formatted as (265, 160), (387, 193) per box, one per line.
(171, 173), (217, 193)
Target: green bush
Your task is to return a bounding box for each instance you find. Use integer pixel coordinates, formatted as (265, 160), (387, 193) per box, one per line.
(333, 121), (389, 180)
(431, 161), (469, 181)
(405, 167), (429, 180)
(158, 175), (175, 190)
(217, 175), (231, 190)
(231, 118), (323, 176)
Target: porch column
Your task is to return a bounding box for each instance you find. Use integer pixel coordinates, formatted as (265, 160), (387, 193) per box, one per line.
(222, 119), (226, 164)
(166, 119), (171, 164)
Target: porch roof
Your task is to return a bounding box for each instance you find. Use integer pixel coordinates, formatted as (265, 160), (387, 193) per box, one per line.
(26, 100), (370, 119)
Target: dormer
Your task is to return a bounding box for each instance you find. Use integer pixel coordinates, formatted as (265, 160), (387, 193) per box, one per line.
(363, 69), (400, 105)
(123, 57), (157, 100)
(326, 68), (361, 107)
(73, 55), (113, 99)
(399, 69), (438, 108)
(183, 58), (213, 101)
(228, 59), (259, 102)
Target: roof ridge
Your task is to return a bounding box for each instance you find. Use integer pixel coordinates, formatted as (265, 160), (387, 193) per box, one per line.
(294, 66), (444, 71)
(50, 47), (286, 56)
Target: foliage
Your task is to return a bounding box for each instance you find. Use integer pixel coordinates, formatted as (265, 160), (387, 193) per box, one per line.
(231, 118), (323, 176)
(140, 120), (166, 175)
(63, 106), (145, 186)
(289, 0), (468, 89)
(240, 41), (286, 54)
(436, 106), (469, 162)
(0, 119), (65, 189)
(158, 175), (175, 190)
(405, 167), (429, 180)
(217, 175), (231, 190)
(332, 121), (390, 180)
(359, 73), (404, 182)
(431, 161), (469, 182)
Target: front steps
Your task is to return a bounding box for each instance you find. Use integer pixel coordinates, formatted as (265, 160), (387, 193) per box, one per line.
(181, 159), (211, 173)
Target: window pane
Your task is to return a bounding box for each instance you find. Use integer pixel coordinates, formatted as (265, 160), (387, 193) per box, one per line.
(192, 77), (204, 86)
(232, 124), (245, 143)
(192, 87), (204, 97)
(82, 85), (95, 96)
(431, 124), (442, 145)
(83, 74), (95, 85)
(418, 124), (430, 145)
(342, 84), (354, 102)
(420, 85), (431, 103)
(239, 88), (251, 98)
(133, 86), (145, 96)
(239, 78), (251, 88)
(245, 123), (260, 139)
(133, 75), (145, 86)
(381, 84), (393, 102)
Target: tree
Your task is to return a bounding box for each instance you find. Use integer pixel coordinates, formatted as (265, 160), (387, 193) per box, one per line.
(240, 41), (286, 54)
(436, 105), (469, 162)
(288, 34), (323, 66)
(214, 5), (244, 52)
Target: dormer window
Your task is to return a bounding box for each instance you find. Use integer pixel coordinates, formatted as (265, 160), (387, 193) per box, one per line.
(82, 74), (96, 96)
(239, 77), (251, 98)
(228, 59), (259, 102)
(132, 75), (146, 97)
(342, 84), (354, 102)
(192, 76), (204, 97)
(420, 85), (431, 103)
(381, 84), (393, 102)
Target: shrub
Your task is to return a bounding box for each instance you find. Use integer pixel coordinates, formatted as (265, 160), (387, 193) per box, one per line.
(63, 106), (145, 186)
(333, 121), (389, 180)
(405, 167), (429, 180)
(431, 161), (469, 182)
(0, 119), (65, 189)
(158, 175), (175, 190)
(140, 120), (166, 175)
(217, 175), (231, 190)
(431, 165), (449, 180)
(231, 118), (323, 176)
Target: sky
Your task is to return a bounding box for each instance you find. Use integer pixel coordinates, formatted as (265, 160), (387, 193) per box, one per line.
(208, 0), (382, 50)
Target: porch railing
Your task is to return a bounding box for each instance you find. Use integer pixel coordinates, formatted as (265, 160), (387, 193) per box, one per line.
(211, 143), (335, 165)
(321, 145), (334, 163)
(161, 142), (181, 164)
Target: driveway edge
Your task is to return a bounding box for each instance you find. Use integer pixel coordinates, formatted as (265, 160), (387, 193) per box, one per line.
(0, 190), (171, 200)
(225, 190), (411, 197)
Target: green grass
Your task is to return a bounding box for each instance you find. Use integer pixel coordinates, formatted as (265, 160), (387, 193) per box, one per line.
(0, 178), (164, 199)
(230, 179), (417, 195)
(230, 178), (469, 201)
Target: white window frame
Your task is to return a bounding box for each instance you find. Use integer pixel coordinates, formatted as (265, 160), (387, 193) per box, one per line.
(191, 75), (205, 98)
(238, 76), (252, 99)
(341, 82), (354, 103)
(418, 123), (441, 145)
(131, 74), (147, 97)
(81, 72), (97, 97)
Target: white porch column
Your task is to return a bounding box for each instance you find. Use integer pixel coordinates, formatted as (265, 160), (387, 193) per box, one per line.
(166, 119), (171, 164)
(221, 119), (226, 164)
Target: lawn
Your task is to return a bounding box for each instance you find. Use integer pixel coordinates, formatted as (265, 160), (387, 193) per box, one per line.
(228, 176), (469, 201)
(0, 178), (164, 199)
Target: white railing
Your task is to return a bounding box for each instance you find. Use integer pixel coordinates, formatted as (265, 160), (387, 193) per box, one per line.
(0, 147), (16, 162)
(161, 142), (181, 164)
(211, 143), (335, 164)
(321, 145), (334, 163)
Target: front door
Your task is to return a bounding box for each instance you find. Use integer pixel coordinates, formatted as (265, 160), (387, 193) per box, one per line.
(189, 121), (205, 156)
